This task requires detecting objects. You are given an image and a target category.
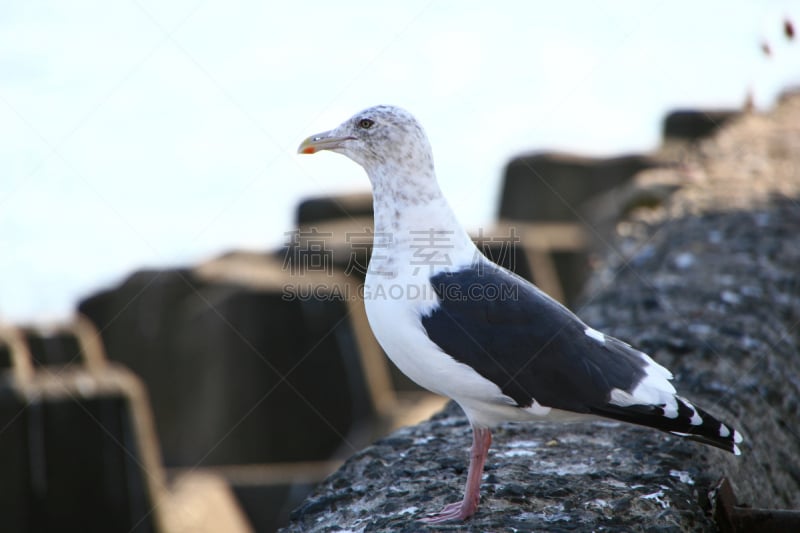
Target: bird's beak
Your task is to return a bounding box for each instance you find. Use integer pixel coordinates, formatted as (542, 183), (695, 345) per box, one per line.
(297, 130), (355, 155)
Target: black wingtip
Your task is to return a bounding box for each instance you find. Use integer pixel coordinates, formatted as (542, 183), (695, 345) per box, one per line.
(590, 397), (743, 455)
(669, 430), (742, 456)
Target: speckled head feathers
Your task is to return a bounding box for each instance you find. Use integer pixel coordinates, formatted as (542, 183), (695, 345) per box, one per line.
(298, 105), (436, 184)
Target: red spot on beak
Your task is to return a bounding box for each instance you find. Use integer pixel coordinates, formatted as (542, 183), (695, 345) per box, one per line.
(302, 146), (316, 154)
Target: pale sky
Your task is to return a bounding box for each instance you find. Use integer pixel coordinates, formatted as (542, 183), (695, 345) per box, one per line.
(1, 0), (798, 321)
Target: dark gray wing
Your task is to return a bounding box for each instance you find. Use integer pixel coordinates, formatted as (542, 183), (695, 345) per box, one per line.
(421, 263), (648, 412)
(421, 262), (742, 454)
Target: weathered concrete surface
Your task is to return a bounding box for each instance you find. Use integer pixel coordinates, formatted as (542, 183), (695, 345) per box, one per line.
(282, 91), (800, 531)
(287, 402), (727, 532)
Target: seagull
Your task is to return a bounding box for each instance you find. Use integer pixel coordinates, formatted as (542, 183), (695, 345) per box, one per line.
(298, 105), (743, 523)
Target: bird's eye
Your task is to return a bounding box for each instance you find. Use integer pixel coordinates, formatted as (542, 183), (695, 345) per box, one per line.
(358, 118), (374, 129)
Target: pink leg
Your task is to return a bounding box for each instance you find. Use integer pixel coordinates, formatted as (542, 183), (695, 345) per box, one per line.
(421, 426), (492, 523)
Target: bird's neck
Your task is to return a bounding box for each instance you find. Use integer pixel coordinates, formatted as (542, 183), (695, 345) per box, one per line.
(367, 166), (477, 279)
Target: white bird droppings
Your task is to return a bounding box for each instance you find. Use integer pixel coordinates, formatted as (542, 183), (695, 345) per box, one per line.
(669, 470), (695, 485)
(640, 490), (669, 509)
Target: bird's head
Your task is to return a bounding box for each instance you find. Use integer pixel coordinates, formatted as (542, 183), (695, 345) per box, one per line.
(298, 105), (435, 183)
